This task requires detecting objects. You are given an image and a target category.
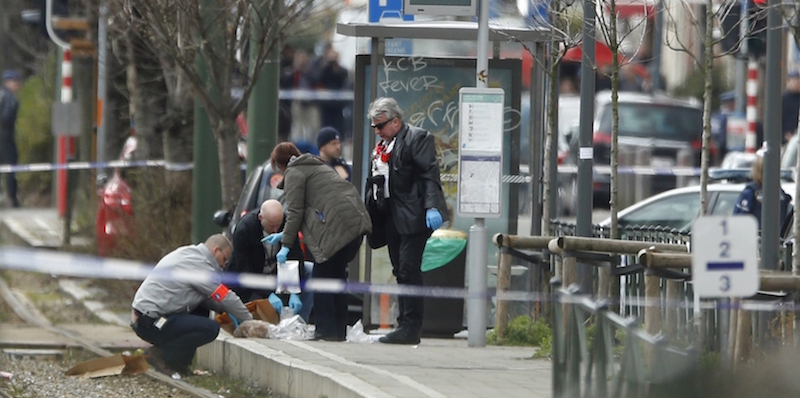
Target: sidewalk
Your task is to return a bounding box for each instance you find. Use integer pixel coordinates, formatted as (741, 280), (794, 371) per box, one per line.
(0, 207), (553, 398)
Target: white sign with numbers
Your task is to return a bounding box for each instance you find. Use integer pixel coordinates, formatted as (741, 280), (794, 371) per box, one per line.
(692, 216), (759, 298)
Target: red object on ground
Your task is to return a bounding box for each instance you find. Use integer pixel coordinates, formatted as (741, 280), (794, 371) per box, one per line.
(96, 171), (133, 256)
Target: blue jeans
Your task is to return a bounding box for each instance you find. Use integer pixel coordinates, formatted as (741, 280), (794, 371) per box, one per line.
(132, 312), (219, 370)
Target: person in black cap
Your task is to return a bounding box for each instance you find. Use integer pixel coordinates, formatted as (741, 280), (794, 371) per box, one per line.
(782, 70), (800, 145)
(316, 126), (351, 181)
(0, 70), (21, 207)
(711, 90), (735, 162)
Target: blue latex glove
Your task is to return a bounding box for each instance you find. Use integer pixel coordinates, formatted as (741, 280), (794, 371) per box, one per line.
(288, 294), (303, 313)
(425, 208), (443, 230)
(261, 232), (283, 245)
(230, 314), (240, 329)
(267, 293), (283, 313)
(276, 246), (290, 263)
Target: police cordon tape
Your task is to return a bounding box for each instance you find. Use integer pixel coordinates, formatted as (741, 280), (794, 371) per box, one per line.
(0, 159), (703, 180)
(0, 246), (793, 313)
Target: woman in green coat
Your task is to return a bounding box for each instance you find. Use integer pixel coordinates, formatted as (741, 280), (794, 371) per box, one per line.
(267, 142), (371, 341)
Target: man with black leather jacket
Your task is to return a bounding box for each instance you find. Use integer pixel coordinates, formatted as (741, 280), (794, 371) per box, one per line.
(367, 97), (449, 345)
(226, 199), (309, 320)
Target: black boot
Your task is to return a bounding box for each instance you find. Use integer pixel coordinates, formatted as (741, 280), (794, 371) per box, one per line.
(378, 326), (420, 345)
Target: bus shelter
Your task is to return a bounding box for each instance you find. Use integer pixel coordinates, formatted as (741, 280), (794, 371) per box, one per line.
(337, 19), (551, 329)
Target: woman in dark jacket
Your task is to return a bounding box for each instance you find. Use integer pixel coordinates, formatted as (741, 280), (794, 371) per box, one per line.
(267, 142), (371, 341)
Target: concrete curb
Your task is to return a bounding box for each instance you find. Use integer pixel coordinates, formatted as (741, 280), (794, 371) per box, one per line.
(197, 334), (389, 398)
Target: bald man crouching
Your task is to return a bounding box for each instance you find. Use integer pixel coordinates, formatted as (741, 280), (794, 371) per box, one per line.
(131, 234), (251, 375)
(227, 199), (310, 320)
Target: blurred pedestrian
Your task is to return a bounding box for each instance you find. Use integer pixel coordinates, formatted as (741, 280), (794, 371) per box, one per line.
(781, 70), (800, 145)
(316, 45), (349, 136)
(227, 199), (311, 321)
(279, 44), (296, 142)
(0, 70), (21, 207)
(131, 234), (251, 375)
(711, 90), (735, 161)
(367, 97), (449, 345)
(267, 142), (371, 341)
(733, 154), (791, 232)
(316, 126), (351, 181)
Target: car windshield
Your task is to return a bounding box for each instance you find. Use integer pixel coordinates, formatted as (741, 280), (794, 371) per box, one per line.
(619, 192), (701, 231)
(781, 134), (798, 169)
(599, 102), (702, 141)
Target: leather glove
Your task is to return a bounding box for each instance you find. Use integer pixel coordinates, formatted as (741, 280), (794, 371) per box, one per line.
(276, 246), (290, 263)
(261, 232), (283, 245)
(288, 294), (303, 313)
(267, 293), (283, 313)
(425, 208), (443, 231)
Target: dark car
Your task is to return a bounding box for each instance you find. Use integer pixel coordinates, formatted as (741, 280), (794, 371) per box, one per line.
(588, 91), (712, 202)
(213, 161), (285, 235)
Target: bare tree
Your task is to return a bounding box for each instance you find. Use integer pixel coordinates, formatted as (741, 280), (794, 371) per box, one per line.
(593, 0), (651, 242)
(108, 0), (329, 209)
(661, 0), (752, 216)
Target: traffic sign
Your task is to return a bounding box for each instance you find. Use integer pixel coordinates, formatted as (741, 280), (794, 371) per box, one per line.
(691, 216), (759, 297)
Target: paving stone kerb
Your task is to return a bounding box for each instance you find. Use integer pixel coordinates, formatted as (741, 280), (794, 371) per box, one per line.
(197, 334), (551, 398)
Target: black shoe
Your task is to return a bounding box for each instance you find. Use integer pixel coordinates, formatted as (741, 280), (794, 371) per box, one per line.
(312, 333), (345, 342)
(379, 327), (421, 345)
(144, 347), (174, 375)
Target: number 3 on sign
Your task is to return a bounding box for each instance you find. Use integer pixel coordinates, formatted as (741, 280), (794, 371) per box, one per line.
(719, 275), (731, 292)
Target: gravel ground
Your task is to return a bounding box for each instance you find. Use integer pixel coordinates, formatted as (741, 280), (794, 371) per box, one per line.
(0, 354), (193, 398)
(0, 270), (284, 398)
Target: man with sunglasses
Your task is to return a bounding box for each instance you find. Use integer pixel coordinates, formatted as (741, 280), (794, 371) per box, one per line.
(367, 97), (449, 345)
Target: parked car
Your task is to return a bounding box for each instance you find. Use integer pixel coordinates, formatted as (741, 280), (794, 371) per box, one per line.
(520, 93), (583, 216)
(600, 174), (794, 233)
(781, 133), (799, 170)
(213, 160), (285, 235)
(586, 91), (711, 203)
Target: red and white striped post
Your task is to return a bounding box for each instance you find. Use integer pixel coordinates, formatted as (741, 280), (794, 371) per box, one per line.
(58, 48), (72, 217)
(745, 59), (759, 153)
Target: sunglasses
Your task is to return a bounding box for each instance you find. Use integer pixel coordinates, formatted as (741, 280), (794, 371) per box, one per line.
(370, 118), (394, 130)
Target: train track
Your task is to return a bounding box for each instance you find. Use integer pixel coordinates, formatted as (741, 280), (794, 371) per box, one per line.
(0, 275), (219, 398)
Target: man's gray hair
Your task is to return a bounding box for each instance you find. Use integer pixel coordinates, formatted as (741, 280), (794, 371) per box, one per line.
(368, 97), (404, 121)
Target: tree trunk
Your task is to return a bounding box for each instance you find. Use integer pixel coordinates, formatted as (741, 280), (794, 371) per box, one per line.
(215, 118), (243, 210)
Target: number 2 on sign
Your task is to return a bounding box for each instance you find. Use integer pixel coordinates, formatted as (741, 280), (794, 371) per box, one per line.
(720, 275), (731, 292)
(719, 241), (730, 258)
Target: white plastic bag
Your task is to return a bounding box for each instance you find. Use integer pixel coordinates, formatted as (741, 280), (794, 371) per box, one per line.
(277, 260), (301, 294)
(346, 320), (381, 343)
(267, 313), (315, 340)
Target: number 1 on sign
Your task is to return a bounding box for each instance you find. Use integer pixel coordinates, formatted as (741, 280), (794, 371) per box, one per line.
(720, 220), (727, 235)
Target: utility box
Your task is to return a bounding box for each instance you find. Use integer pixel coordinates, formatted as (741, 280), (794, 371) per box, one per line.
(421, 229), (467, 338)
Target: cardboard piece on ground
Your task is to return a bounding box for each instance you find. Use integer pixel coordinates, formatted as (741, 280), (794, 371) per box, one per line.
(65, 353), (149, 378)
(215, 298), (279, 334)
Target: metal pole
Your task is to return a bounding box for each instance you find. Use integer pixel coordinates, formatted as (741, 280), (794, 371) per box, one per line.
(759, 0), (782, 351)
(762, 0), (781, 272)
(649, 0), (664, 91)
(467, 0), (489, 348)
(576, 0), (596, 239)
(96, 3), (108, 179)
(191, 0), (222, 243)
(246, 1), (279, 177)
(735, 0), (749, 114)
(576, 0), (597, 295)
